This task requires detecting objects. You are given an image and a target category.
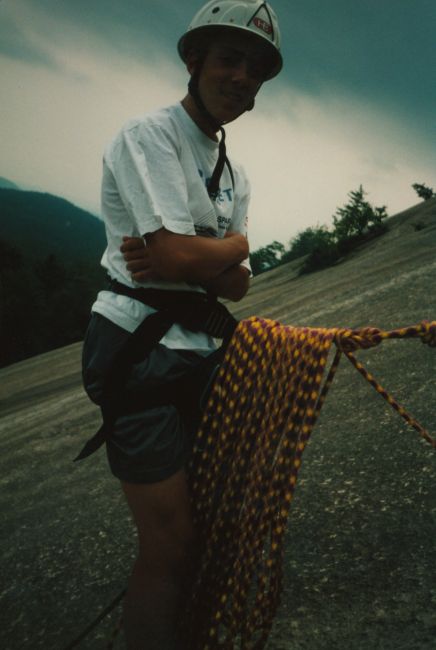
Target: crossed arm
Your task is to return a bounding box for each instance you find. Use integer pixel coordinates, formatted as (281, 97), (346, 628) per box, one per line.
(121, 228), (250, 302)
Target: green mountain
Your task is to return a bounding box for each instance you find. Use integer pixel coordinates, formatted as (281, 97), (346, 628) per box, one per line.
(0, 188), (106, 264)
(0, 188), (107, 368)
(0, 177), (20, 190)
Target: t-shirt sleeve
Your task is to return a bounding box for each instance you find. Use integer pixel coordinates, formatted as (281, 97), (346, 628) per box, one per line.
(105, 121), (197, 237)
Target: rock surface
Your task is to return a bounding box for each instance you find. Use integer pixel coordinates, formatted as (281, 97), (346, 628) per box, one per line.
(1, 199), (435, 649)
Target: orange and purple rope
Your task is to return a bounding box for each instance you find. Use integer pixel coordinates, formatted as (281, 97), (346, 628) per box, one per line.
(183, 317), (435, 650)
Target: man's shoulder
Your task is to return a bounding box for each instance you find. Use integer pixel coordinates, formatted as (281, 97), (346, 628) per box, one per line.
(119, 104), (182, 137)
(104, 104), (186, 155)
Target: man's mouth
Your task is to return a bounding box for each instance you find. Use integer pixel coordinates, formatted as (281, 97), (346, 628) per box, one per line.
(221, 90), (245, 103)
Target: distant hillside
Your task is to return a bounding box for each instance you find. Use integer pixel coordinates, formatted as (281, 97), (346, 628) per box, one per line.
(0, 188), (106, 264)
(0, 177), (19, 190)
(0, 188), (107, 368)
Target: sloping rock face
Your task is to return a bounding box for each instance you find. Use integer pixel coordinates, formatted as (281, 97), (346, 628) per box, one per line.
(1, 199), (435, 649)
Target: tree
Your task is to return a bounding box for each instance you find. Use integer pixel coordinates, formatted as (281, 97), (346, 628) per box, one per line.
(412, 183), (435, 201)
(332, 186), (387, 242)
(249, 240), (285, 275)
(0, 240), (42, 366)
(299, 230), (339, 274)
(283, 225), (333, 262)
(34, 254), (67, 297)
(0, 242), (103, 368)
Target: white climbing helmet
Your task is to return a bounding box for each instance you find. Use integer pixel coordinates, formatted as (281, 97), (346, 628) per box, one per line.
(178, 0), (282, 80)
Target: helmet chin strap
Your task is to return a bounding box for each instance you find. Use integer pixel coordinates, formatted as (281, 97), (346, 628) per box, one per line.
(188, 67), (257, 198)
(188, 71), (222, 131)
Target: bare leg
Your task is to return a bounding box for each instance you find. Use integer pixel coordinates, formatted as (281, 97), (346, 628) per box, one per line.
(121, 469), (195, 650)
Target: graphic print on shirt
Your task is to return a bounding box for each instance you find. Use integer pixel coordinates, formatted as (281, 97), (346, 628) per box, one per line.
(197, 168), (233, 206)
(195, 167), (234, 237)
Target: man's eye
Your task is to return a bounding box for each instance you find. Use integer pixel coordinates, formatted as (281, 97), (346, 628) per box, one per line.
(249, 65), (264, 80)
(220, 55), (239, 66)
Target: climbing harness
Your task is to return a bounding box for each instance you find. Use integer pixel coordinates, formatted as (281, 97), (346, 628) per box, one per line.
(74, 281), (238, 461)
(180, 317), (436, 649)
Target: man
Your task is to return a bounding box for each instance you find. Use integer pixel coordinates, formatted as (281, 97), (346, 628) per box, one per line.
(81, 1), (282, 647)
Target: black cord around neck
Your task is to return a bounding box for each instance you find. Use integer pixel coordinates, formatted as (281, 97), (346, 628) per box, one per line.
(188, 71), (229, 199)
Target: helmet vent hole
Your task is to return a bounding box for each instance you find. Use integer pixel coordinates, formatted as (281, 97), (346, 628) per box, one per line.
(212, 7), (220, 13)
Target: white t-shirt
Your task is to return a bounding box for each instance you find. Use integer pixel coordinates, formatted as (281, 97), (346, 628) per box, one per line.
(92, 102), (251, 351)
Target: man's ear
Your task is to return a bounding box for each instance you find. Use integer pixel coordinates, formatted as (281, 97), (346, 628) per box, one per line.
(185, 51), (200, 76)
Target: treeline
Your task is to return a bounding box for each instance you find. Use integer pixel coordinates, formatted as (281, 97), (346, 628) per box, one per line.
(412, 182), (435, 201)
(249, 182), (435, 276)
(249, 185), (388, 276)
(1, 181), (433, 368)
(0, 240), (105, 368)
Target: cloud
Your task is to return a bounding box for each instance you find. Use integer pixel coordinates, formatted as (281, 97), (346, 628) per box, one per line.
(0, 0), (60, 69)
(0, 42), (186, 210)
(1, 0), (435, 252)
(227, 83), (436, 249)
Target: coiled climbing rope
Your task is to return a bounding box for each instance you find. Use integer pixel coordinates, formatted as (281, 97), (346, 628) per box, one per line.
(182, 318), (436, 650)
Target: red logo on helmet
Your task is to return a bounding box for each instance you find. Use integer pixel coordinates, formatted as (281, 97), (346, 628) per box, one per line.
(253, 17), (272, 35)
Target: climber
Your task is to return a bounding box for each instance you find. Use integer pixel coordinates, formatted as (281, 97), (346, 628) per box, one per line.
(81, 2), (283, 648)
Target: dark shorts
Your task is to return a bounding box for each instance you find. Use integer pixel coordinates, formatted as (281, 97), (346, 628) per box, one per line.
(82, 313), (214, 484)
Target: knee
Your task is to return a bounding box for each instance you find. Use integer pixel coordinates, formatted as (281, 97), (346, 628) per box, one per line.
(138, 504), (196, 564)
(138, 521), (197, 579)
(123, 471), (198, 579)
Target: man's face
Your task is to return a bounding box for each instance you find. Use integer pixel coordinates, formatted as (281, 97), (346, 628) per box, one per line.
(194, 31), (271, 124)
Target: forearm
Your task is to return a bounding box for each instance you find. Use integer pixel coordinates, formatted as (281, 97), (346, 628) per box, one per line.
(144, 229), (249, 284)
(202, 264), (250, 302)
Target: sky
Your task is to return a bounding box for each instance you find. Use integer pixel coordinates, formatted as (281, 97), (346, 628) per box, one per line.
(1, 0), (435, 250)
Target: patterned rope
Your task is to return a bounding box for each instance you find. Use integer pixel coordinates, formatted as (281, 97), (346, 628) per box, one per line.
(182, 318), (435, 650)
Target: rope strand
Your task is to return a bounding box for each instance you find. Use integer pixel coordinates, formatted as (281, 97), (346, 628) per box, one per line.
(65, 319), (435, 649)
(182, 318), (436, 649)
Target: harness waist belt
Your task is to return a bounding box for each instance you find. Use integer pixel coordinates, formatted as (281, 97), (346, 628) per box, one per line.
(107, 279), (238, 341)
(74, 280), (238, 461)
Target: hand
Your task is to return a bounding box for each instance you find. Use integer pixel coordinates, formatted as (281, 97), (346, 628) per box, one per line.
(120, 236), (159, 282)
(202, 264), (250, 302)
(120, 228), (248, 285)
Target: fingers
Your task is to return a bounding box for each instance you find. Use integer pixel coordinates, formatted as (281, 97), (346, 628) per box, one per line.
(120, 236), (145, 253)
(125, 258), (151, 273)
(123, 249), (146, 262)
(120, 236), (160, 282)
(130, 270), (155, 282)
(121, 236), (147, 263)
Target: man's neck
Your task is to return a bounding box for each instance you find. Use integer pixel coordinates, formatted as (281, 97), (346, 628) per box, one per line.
(181, 95), (219, 141)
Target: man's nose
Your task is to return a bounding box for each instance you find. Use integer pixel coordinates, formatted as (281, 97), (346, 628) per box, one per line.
(231, 58), (251, 83)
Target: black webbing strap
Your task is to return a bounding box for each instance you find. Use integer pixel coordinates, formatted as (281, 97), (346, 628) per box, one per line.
(208, 127), (227, 199)
(74, 282), (238, 461)
(107, 280), (237, 341)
